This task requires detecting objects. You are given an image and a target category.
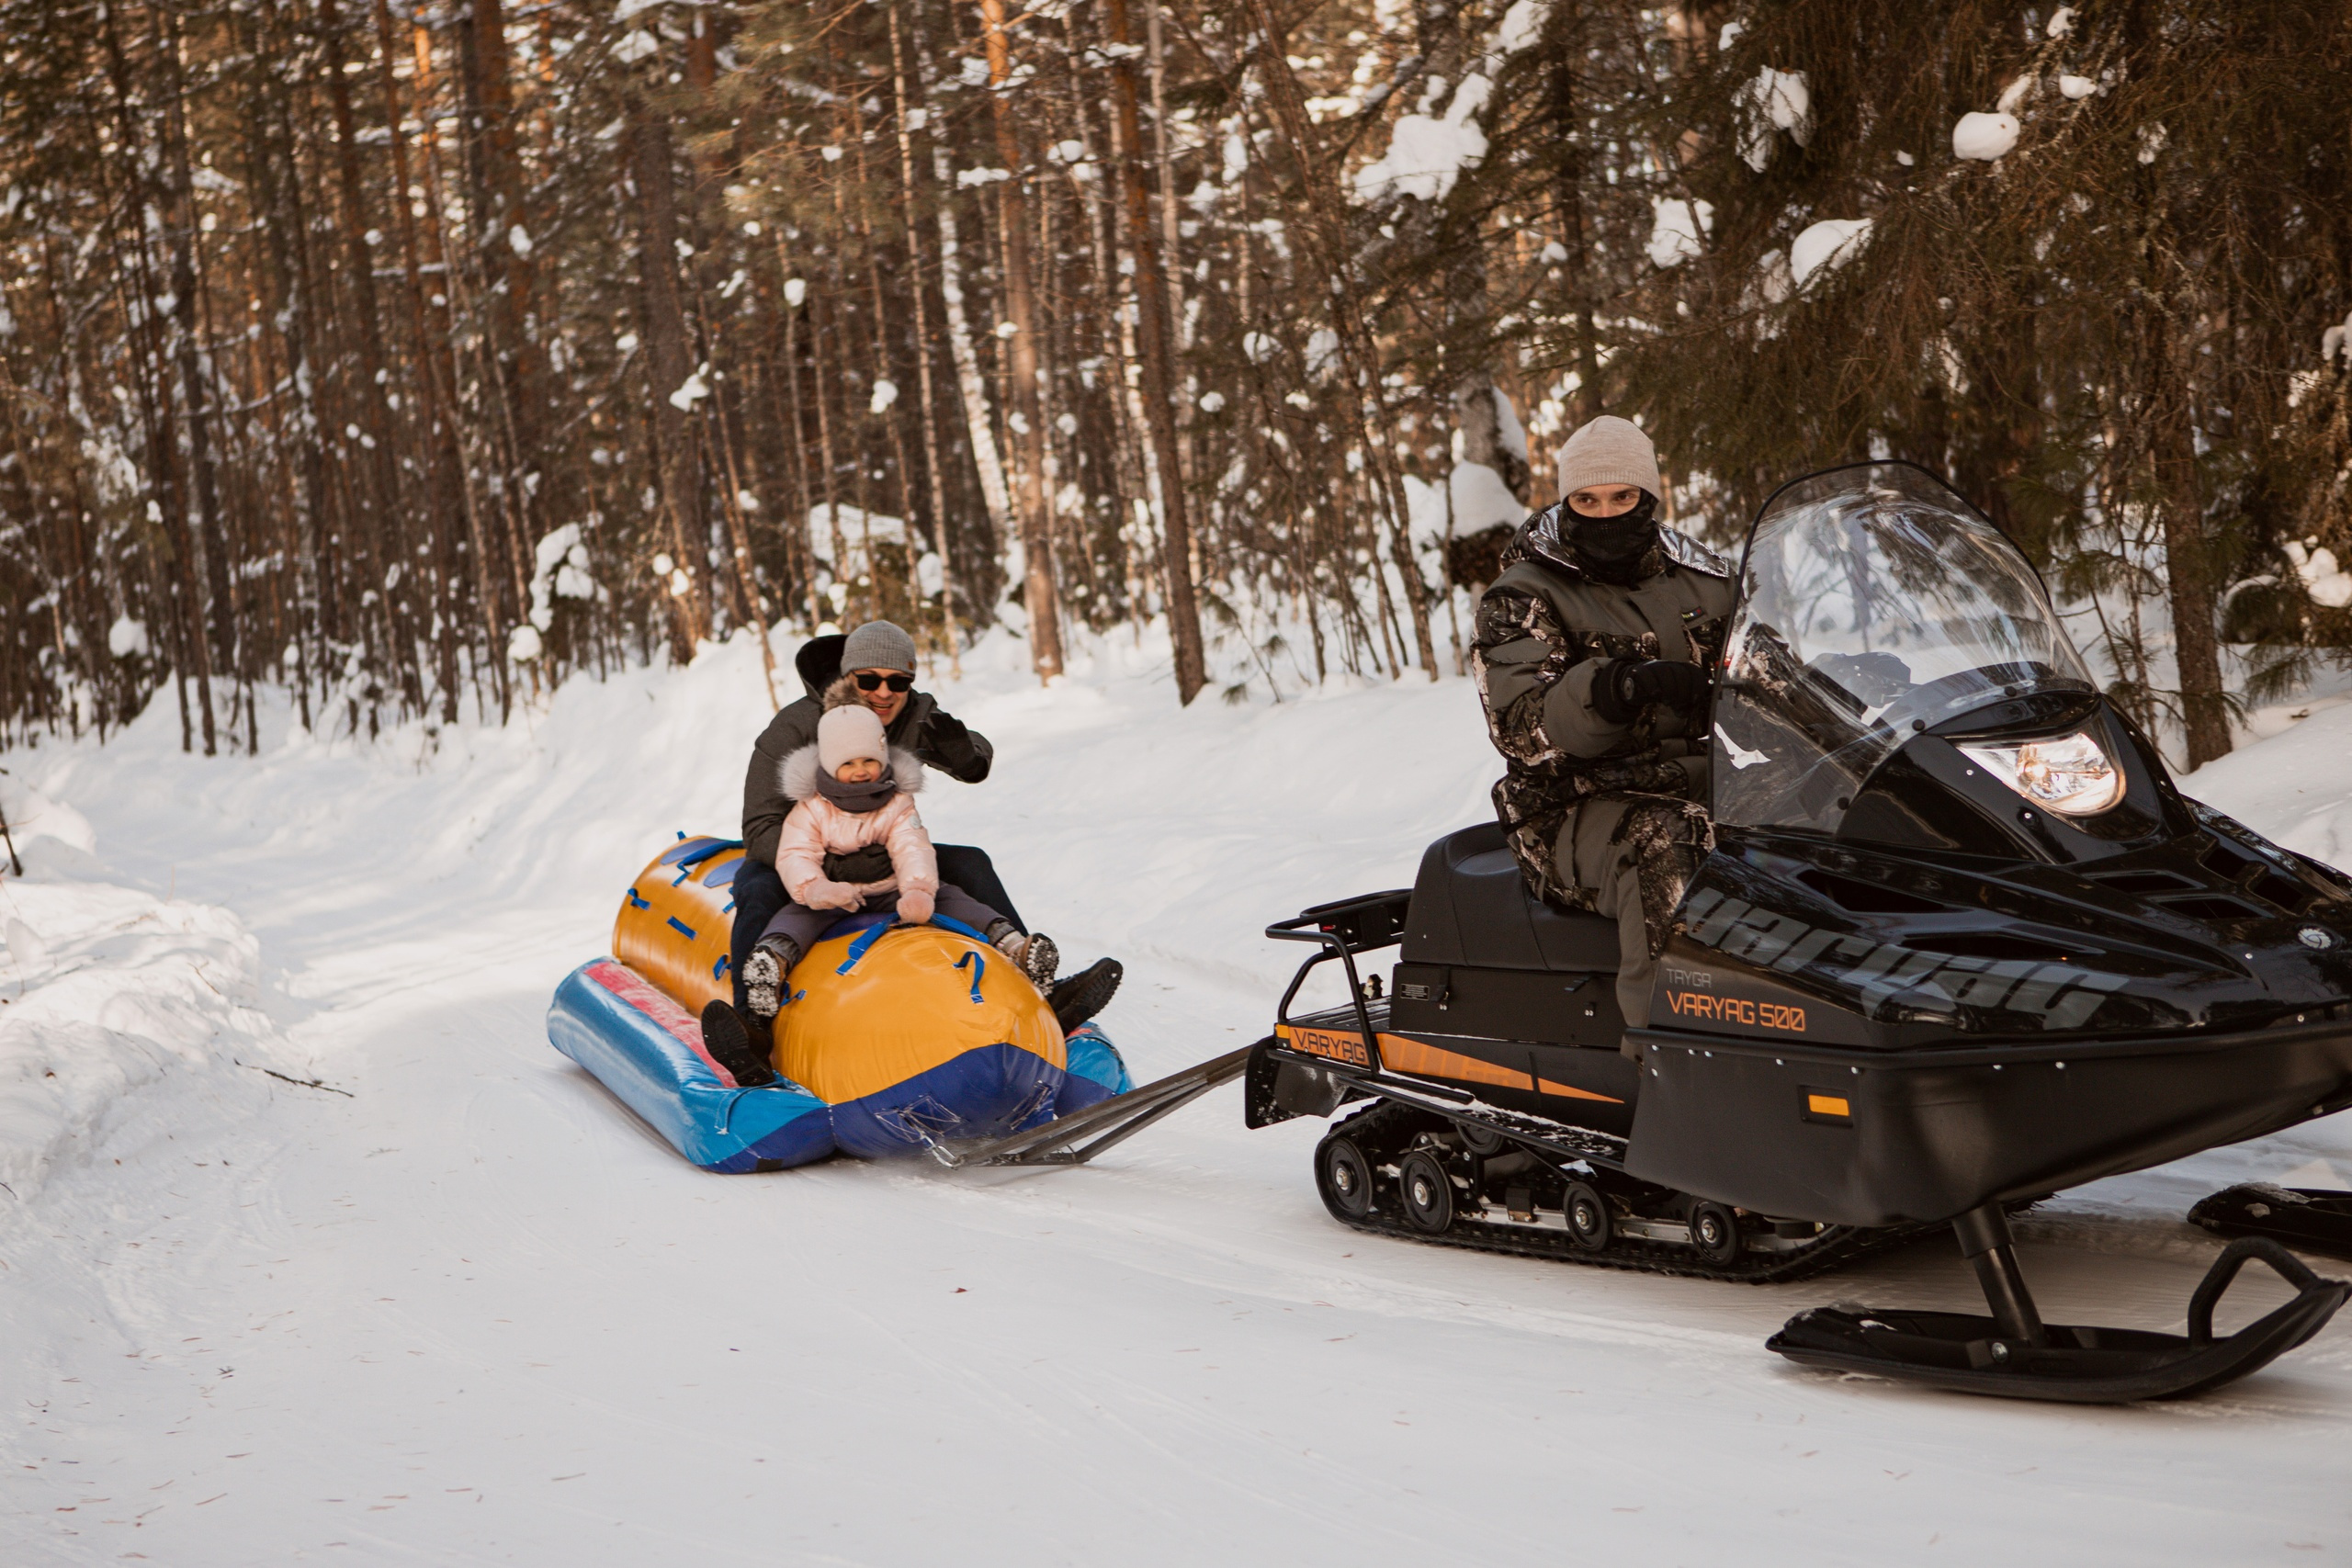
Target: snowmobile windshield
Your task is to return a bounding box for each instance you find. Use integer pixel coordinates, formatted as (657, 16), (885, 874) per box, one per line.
(1712, 463), (2096, 835)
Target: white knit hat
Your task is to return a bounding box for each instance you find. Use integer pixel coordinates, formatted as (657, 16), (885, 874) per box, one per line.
(1555, 415), (1662, 502)
(816, 704), (888, 773)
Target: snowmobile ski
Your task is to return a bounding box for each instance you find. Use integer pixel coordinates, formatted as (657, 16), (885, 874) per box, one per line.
(1768, 1209), (2347, 1402)
(2188, 1184), (2352, 1262)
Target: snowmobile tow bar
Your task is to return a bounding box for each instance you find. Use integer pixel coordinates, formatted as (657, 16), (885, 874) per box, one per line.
(927, 1044), (1256, 1169)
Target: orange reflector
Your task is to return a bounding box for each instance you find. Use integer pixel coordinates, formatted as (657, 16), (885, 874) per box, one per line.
(1806, 1093), (1851, 1119)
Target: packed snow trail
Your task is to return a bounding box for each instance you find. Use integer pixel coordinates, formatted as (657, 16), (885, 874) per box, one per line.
(4, 635), (2349, 1565)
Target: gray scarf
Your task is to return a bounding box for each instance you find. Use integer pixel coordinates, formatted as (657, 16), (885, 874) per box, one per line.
(814, 766), (896, 815)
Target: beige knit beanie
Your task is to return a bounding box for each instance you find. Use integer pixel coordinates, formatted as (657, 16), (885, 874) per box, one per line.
(816, 705), (889, 773)
(1554, 415), (1662, 502)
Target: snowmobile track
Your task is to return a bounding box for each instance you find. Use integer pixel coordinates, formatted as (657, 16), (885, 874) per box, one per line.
(1314, 1101), (1937, 1286)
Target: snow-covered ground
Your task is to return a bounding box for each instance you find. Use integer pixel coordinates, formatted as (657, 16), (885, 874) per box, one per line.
(3, 631), (2348, 1565)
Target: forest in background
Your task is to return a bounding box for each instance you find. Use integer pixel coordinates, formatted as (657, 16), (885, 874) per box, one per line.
(2, 0), (2347, 767)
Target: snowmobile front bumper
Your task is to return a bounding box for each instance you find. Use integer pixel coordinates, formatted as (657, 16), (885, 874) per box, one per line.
(1622, 1015), (2352, 1229)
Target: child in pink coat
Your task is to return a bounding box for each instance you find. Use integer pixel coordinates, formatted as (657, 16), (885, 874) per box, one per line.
(738, 701), (1056, 1020)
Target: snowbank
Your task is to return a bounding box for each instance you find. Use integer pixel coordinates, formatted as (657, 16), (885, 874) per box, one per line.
(0, 776), (296, 1205)
(2186, 697), (2352, 869)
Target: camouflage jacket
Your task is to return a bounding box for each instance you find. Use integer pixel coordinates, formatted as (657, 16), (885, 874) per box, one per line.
(1470, 503), (1735, 907)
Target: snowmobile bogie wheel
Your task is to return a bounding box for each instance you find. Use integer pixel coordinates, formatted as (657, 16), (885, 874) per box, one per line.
(1689, 1201), (1743, 1265)
(1562, 1180), (1611, 1252)
(1321, 1137), (1377, 1220)
(1399, 1151), (1455, 1234)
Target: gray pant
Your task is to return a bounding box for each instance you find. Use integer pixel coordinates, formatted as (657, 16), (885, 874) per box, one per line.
(758, 882), (1007, 956)
(1558, 794), (1713, 1031)
(1564, 800), (1658, 1028)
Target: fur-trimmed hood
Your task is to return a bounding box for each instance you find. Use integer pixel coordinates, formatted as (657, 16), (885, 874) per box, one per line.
(779, 741), (926, 804)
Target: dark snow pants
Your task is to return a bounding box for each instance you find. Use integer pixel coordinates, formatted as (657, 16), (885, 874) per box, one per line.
(728, 845), (1023, 1014)
(757, 882), (1009, 955)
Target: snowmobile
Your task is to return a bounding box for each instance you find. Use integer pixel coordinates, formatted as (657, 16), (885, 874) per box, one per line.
(1240, 461), (2352, 1403)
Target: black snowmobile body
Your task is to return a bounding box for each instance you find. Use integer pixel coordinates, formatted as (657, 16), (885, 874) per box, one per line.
(1249, 462), (2351, 1400)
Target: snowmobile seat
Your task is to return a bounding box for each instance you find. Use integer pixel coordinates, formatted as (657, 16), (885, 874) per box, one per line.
(1402, 824), (1621, 973)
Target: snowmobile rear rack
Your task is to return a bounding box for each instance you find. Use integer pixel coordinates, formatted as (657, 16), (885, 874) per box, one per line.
(1769, 1201), (2349, 1402)
(1265, 888), (1412, 1054)
(933, 1043), (1256, 1168)
(2188, 1183), (2352, 1262)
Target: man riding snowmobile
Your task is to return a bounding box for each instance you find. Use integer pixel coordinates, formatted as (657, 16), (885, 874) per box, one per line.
(1471, 416), (1734, 1029)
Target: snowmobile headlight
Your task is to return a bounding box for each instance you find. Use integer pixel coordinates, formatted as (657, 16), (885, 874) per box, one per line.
(1958, 729), (2122, 817)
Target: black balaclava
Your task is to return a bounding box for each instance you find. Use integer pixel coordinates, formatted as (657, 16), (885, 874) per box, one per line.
(814, 765), (897, 815)
(1568, 491), (1661, 584)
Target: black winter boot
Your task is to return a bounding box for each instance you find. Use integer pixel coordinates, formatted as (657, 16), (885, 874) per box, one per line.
(700, 999), (776, 1088)
(1048, 958), (1123, 1034)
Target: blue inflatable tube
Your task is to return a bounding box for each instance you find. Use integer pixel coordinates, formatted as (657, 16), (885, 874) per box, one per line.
(548, 957), (1133, 1173)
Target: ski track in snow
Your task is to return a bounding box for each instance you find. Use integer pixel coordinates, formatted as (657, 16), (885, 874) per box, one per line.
(5, 632), (2350, 1564)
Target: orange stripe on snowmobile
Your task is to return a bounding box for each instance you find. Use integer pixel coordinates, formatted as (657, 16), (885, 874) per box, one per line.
(1536, 1077), (1626, 1104)
(1376, 1032), (1532, 1091)
(1276, 1026), (1623, 1104)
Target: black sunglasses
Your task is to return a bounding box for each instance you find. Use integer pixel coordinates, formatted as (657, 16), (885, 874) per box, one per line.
(853, 671), (914, 693)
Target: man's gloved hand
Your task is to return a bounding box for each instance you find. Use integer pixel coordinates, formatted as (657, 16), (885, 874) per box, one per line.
(1594, 658), (1712, 724)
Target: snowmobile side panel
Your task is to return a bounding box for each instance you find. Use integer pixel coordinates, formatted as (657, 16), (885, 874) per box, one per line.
(1623, 1019), (2352, 1226)
(1388, 961), (1625, 1051)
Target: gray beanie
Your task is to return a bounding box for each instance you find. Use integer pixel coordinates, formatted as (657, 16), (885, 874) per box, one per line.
(1555, 415), (1663, 502)
(839, 619), (918, 675)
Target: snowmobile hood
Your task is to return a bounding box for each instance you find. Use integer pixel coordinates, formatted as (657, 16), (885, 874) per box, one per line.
(1656, 462), (2352, 1048)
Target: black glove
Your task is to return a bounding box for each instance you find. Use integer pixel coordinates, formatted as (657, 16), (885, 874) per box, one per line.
(1592, 658), (1711, 724)
(908, 697), (994, 783)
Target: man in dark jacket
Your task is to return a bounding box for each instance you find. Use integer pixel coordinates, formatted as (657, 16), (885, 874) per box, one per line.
(1471, 417), (1735, 1030)
(725, 619), (1119, 1046)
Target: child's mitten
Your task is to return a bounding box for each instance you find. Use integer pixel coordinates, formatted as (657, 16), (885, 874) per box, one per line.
(896, 887), (935, 924)
(801, 876), (864, 911)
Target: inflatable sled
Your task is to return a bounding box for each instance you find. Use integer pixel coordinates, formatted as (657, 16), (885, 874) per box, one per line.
(547, 835), (1131, 1172)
